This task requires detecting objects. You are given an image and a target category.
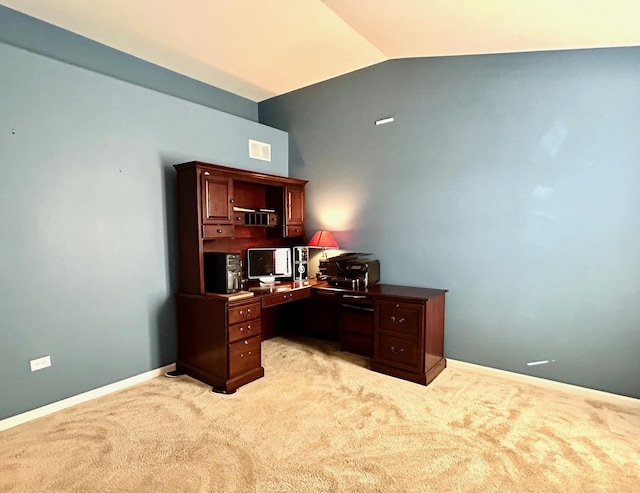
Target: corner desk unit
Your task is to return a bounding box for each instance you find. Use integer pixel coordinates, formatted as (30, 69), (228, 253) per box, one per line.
(175, 281), (447, 394)
(172, 161), (447, 393)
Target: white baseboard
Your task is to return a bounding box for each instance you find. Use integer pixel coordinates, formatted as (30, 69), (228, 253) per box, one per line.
(0, 363), (176, 432)
(446, 359), (639, 407)
(3, 360), (637, 432)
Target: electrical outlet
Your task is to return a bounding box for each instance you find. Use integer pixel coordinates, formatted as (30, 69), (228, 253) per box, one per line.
(30, 355), (51, 372)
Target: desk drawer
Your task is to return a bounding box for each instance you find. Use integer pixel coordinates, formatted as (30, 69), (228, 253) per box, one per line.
(229, 335), (261, 377)
(375, 332), (422, 372)
(202, 224), (234, 239)
(376, 299), (423, 337)
(285, 225), (304, 238)
(228, 319), (261, 343)
(262, 288), (310, 308)
(228, 301), (261, 324)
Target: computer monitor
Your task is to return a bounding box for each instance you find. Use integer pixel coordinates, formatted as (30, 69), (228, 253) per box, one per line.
(246, 247), (292, 284)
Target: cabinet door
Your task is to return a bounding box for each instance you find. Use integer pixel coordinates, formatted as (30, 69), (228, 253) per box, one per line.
(284, 185), (304, 238)
(285, 186), (304, 224)
(201, 173), (234, 225)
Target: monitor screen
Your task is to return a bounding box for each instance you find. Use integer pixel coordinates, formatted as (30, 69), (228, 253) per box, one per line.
(246, 247), (292, 283)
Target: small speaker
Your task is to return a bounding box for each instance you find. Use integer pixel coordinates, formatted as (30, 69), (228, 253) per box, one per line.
(293, 246), (309, 281)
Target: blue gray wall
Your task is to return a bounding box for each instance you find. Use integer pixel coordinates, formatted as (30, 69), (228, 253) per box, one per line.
(0, 5), (256, 121)
(0, 10), (287, 420)
(260, 48), (640, 398)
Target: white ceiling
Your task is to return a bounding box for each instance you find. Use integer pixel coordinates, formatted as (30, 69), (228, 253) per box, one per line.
(2, 0), (640, 102)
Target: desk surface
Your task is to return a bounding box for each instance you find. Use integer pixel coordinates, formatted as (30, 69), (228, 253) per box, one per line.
(233, 279), (447, 299)
(203, 280), (447, 303)
(314, 282), (447, 300)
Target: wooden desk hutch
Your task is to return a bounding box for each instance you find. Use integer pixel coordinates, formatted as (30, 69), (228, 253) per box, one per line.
(173, 161), (447, 394)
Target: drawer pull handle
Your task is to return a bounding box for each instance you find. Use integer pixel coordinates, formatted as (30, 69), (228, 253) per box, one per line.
(391, 316), (405, 324)
(391, 346), (405, 353)
(244, 340), (249, 345)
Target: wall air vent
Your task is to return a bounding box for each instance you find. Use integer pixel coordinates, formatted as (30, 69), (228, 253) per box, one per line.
(249, 139), (271, 162)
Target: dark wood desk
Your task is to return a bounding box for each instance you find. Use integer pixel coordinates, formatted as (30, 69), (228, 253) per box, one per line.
(172, 162), (447, 393)
(175, 280), (447, 393)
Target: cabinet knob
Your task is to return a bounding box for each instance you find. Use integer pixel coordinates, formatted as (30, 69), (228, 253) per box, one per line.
(244, 340), (249, 345)
(246, 325), (251, 333)
(230, 199), (234, 203)
(203, 171), (210, 176)
(217, 229), (223, 233)
(390, 316), (405, 324)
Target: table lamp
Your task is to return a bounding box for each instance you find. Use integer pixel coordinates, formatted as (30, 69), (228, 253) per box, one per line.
(307, 230), (339, 258)
(308, 230), (339, 280)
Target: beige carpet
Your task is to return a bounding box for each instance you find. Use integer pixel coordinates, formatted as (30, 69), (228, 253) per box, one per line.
(1, 336), (639, 493)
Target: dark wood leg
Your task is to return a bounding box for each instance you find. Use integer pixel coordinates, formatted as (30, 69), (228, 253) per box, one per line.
(210, 387), (237, 395)
(165, 370), (184, 378)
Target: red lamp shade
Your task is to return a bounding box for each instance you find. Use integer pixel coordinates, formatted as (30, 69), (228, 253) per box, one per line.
(307, 230), (339, 249)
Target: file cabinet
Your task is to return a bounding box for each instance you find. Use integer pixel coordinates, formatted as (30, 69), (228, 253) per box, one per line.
(175, 294), (264, 394)
(371, 290), (446, 385)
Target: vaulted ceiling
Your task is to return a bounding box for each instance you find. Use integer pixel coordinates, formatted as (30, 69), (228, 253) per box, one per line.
(2, 0), (639, 102)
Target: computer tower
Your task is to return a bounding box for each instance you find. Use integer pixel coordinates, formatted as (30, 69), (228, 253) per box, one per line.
(293, 246), (309, 281)
(203, 252), (242, 293)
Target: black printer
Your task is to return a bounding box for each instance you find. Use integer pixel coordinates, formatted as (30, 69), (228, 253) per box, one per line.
(324, 253), (380, 288)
